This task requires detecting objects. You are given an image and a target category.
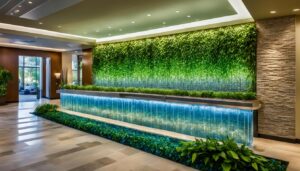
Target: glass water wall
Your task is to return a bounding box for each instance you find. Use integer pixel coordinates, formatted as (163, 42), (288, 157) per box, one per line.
(61, 93), (254, 145)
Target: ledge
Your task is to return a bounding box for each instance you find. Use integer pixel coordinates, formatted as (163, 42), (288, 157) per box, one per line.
(58, 89), (261, 110)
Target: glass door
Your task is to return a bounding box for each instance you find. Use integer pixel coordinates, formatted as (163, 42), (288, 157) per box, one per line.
(19, 56), (42, 102)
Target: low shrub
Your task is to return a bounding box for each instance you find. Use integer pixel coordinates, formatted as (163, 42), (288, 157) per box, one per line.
(34, 104), (286, 171)
(176, 138), (284, 171)
(62, 85), (256, 100)
(34, 104), (58, 114)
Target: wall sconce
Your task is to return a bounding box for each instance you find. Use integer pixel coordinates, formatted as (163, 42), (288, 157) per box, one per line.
(54, 73), (61, 80)
(54, 73), (61, 88)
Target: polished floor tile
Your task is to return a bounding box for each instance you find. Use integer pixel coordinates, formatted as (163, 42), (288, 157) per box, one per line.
(0, 100), (196, 171)
(1, 100), (300, 171)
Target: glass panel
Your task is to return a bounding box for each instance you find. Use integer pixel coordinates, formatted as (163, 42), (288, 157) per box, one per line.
(72, 55), (78, 70)
(18, 67), (24, 91)
(24, 57), (38, 67)
(72, 70), (78, 85)
(19, 56), (24, 67)
(19, 56), (41, 101)
(24, 67), (39, 95)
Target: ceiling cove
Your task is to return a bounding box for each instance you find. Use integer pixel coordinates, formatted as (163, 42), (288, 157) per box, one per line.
(0, 0), (252, 46)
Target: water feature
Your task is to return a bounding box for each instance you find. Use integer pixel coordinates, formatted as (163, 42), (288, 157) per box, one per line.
(60, 93), (253, 145)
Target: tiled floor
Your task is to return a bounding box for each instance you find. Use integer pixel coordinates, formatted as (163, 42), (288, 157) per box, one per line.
(0, 100), (196, 171)
(0, 100), (300, 171)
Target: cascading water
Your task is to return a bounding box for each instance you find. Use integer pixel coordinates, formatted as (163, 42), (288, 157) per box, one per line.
(60, 93), (253, 145)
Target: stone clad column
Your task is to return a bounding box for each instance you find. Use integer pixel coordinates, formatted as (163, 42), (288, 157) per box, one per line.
(256, 16), (296, 140)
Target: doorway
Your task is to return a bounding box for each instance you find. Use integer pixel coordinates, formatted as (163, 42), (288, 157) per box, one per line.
(18, 56), (42, 102)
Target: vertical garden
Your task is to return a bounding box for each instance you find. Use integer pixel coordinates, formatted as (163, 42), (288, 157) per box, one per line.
(93, 23), (257, 93)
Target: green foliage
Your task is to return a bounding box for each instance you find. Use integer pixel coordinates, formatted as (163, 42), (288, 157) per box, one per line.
(93, 23), (257, 92)
(34, 106), (287, 171)
(176, 138), (286, 171)
(34, 104), (58, 114)
(0, 66), (13, 96)
(62, 84), (256, 100)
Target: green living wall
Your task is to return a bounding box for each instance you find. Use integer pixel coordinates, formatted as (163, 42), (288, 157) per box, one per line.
(93, 23), (257, 92)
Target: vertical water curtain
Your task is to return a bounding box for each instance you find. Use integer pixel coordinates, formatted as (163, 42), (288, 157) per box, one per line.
(61, 93), (253, 145)
(93, 23), (257, 92)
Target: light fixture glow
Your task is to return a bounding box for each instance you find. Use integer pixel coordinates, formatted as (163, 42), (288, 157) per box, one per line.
(54, 73), (61, 79)
(0, 22), (95, 43)
(187, 15), (191, 18)
(293, 9), (300, 12)
(147, 14), (151, 17)
(38, 22), (43, 25)
(162, 21), (166, 25)
(270, 11), (277, 14)
(176, 10), (180, 13)
(28, 1), (33, 4)
(57, 25), (62, 28)
(108, 26), (112, 29)
(131, 21), (135, 24)
(96, 0), (253, 43)
(0, 42), (66, 52)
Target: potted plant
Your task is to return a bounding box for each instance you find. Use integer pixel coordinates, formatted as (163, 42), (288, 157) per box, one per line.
(0, 66), (12, 105)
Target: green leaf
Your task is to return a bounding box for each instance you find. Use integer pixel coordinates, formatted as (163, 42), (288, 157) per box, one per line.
(204, 157), (209, 165)
(252, 162), (258, 171)
(192, 153), (197, 163)
(213, 154), (219, 161)
(240, 154), (251, 162)
(228, 151), (239, 160)
(220, 152), (227, 159)
(222, 163), (231, 171)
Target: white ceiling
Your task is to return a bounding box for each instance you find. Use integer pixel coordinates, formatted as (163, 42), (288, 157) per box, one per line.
(0, 0), (255, 52)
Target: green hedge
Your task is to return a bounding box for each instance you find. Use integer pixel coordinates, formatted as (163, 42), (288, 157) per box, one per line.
(33, 104), (287, 171)
(62, 85), (256, 100)
(0, 66), (12, 97)
(93, 23), (257, 92)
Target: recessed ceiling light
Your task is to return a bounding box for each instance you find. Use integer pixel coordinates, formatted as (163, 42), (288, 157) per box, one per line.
(176, 10), (180, 13)
(18, 5), (22, 8)
(187, 15), (191, 18)
(270, 11), (277, 14)
(10, 13), (14, 15)
(38, 22), (43, 25)
(147, 14), (151, 17)
(293, 9), (300, 12)
(28, 1), (33, 4)
(131, 21), (135, 24)
(14, 9), (20, 13)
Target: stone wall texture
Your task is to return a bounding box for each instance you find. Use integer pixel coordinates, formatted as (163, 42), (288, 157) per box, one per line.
(256, 16), (296, 138)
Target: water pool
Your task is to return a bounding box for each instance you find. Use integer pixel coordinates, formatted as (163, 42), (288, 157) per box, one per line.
(60, 93), (253, 145)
